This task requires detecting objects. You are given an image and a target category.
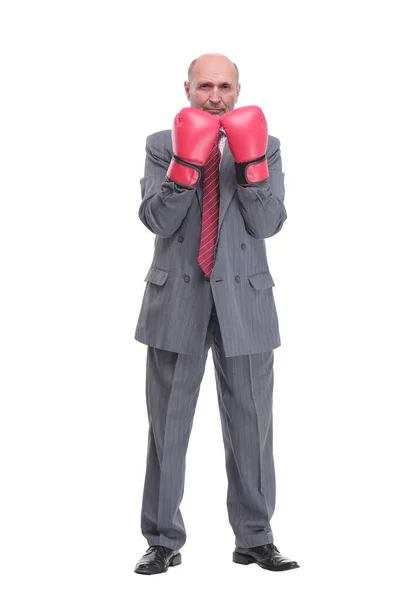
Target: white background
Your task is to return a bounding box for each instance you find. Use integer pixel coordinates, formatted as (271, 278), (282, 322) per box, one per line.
(1, 0), (399, 598)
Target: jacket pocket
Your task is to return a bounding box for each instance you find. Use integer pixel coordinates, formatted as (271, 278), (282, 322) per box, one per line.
(144, 266), (170, 286)
(248, 270), (275, 290)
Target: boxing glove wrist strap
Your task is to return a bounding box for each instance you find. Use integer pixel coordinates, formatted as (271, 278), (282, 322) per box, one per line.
(234, 154), (269, 186)
(166, 156), (204, 189)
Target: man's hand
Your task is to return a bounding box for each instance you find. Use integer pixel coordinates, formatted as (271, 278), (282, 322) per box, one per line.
(220, 106), (269, 186)
(166, 107), (220, 189)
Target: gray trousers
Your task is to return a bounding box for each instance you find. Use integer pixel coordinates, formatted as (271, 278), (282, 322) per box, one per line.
(140, 301), (276, 551)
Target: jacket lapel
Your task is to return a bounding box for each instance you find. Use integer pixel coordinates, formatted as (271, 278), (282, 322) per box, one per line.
(218, 138), (237, 234)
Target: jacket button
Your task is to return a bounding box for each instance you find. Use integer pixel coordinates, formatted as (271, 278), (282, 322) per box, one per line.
(183, 274), (191, 283)
(235, 275), (241, 283)
(241, 243), (246, 250)
(178, 236), (184, 243)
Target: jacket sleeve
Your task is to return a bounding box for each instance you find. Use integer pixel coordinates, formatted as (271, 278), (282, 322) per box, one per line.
(236, 136), (287, 239)
(138, 133), (197, 237)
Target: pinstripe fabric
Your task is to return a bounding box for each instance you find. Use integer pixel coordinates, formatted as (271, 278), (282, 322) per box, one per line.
(197, 132), (222, 278)
(140, 297), (275, 551)
(135, 129), (287, 358)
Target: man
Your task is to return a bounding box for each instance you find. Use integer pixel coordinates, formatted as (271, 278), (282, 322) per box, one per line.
(133, 53), (299, 574)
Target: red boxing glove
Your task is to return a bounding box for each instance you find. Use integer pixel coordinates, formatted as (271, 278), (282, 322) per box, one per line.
(220, 106), (269, 186)
(166, 107), (220, 188)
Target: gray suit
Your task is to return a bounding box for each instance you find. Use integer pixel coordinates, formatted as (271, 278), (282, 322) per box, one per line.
(135, 130), (286, 357)
(135, 128), (287, 550)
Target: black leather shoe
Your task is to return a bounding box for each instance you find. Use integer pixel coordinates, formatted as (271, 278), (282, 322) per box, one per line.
(134, 545), (182, 575)
(233, 543), (299, 571)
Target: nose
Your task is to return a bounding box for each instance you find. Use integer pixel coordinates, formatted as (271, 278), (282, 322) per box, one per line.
(209, 87), (221, 103)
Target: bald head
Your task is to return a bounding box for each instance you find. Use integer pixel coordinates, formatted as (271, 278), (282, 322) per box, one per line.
(188, 53), (239, 85)
(184, 53), (241, 117)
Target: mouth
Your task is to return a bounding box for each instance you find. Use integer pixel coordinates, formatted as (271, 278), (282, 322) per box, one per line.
(206, 109), (224, 115)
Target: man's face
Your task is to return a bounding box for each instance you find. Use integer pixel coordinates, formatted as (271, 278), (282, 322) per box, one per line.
(184, 58), (240, 117)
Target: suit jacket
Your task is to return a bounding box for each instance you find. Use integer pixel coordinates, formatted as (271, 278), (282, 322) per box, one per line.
(134, 128), (287, 358)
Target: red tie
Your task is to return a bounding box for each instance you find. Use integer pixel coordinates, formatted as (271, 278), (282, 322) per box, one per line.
(197, 132), (222, 278)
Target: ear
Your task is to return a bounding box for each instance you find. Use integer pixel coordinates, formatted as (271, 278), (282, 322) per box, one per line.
(184, 80), (190, 101)
(236, 83), (241, 101)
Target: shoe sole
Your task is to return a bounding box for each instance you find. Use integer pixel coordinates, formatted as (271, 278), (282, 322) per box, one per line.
(134, 552), (182, 575)
(232, 551), (299, 571)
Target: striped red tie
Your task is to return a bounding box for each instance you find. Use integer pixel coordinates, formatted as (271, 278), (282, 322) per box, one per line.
(197, 132), (222, 278)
